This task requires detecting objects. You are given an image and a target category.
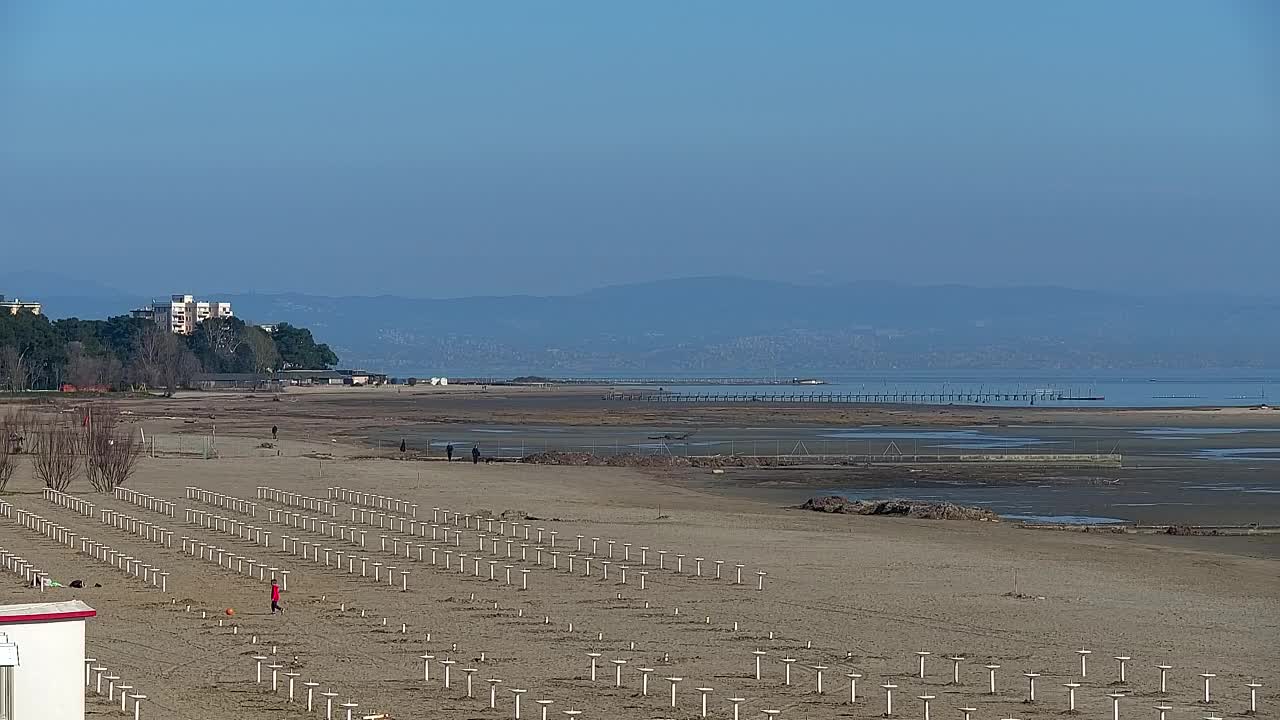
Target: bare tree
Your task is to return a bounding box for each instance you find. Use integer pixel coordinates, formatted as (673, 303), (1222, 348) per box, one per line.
(0, 347), (31, 393)
(8, 407), (36, 449)
(100, 354), (126, 390)
(30, 416), (79, 491)
(81, 404), (144, 492)
(134, 327), (195, 395)
(176, 349), (201, 389)
(133, 327), (170, 389)
(0, 412), (16, 491)
(65, 342), (102, 388)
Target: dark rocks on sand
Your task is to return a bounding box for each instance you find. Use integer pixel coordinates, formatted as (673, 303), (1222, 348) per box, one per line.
(800, 495), (1000, 522)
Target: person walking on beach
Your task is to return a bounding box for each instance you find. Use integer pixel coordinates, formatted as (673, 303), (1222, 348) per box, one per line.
(471, 444), (481, 464)
(271, 579), (283, 614)
(271, 425), (278, 441)
(446, 443), (454, 461)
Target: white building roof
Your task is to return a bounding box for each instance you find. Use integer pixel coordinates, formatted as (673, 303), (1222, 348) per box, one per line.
(0, 600), (96, 624)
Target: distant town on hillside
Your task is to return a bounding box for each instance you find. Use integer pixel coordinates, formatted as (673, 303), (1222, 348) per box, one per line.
(0, 291), (339, 393)
(4, 277), (1278, 377)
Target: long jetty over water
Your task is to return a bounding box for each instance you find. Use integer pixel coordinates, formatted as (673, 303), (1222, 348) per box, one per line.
(457, 377), (826, 386)
(610, 390), (1073, 404)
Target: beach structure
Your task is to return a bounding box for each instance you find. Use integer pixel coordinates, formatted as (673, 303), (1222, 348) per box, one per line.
(1245, 681), (1262, 714)
(1024, 672), (1040, 702)
(781, 657), (797, 686)
(1200, 673), (1216, 703)
(812, 664), (828, 694)
(0, 601), (97, 720)
(883, 683), (898, 716)
(919, 694), (936, 720)
(985, 664), (1001, 694)
(1078, 649), (1092, 677)
(912, 650), (930, 679)
(845, 671), (862, 703)
(1063, 682), (1081, 711)
(1114, 656), (1131, 684)
(697, 687), (714, 717)
(667, 677), (683, 708)
(1107, 692), (1125, 720)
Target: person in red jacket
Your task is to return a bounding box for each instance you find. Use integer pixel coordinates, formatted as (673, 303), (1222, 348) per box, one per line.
(270, 579), (282, 614)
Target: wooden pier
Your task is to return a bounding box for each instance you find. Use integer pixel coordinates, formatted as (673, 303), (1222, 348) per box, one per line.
(609, 390), (1072, 405)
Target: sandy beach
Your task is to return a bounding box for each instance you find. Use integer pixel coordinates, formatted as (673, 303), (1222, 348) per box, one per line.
(1, 390), (1277, 719)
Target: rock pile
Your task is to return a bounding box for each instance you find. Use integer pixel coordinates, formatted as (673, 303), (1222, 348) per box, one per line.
(799, 495), (1000, 522)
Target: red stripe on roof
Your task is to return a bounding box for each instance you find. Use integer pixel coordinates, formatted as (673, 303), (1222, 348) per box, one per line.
(0, 609), (97, 624)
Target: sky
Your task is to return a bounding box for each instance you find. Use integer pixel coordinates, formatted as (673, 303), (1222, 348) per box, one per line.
(1, 2), (1276, 299)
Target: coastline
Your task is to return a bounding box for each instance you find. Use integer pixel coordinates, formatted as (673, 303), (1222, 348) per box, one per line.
(9, 387), (1277, 543)
(60, 387), (1280, 543)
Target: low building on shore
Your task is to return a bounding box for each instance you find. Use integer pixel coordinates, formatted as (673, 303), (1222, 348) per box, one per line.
(276, 369), (346, 386)
(192, 372), (282, 391)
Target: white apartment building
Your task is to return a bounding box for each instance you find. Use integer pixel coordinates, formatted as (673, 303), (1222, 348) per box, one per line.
(132, 294), (232, 335)
(0, 295), (42, 316)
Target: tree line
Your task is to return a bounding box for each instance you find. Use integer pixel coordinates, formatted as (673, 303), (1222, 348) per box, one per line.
(0, 313), (338, 393)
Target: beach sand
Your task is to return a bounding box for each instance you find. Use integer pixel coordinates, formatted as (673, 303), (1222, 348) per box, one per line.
(2, 403), (1277, 719)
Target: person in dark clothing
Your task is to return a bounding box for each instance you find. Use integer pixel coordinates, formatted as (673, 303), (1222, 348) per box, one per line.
(271, 579), (283, 614)
(399, 439), (406, 452)
(271, 425), (278, 441)
(446, 443), (454, 461)
(471, 445), (481, 464)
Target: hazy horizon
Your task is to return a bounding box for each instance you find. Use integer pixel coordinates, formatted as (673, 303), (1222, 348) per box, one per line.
(3, 3), (1277, 299)
(6, 270), (1280, 306)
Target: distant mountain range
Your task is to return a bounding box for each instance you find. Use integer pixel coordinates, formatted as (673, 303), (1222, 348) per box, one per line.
(5, 273), (1277, 374)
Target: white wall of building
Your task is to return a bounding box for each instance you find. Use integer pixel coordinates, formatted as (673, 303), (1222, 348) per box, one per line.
(150, 294), (233, 335)
(4, 617), (85, 720)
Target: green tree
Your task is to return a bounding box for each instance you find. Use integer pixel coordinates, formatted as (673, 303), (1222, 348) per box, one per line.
(0, 312), (66, 389)
(3, 311), (337, 390)
(272, 323), (338, 369)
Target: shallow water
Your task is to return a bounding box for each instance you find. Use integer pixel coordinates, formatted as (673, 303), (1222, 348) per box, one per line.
(370, 421), (1280, 524)
(392, 423), (1280, 463)
(829, 476), (1280, 526)
(1002, 513), (1127, 524)
(1194, 448), (1280, 461)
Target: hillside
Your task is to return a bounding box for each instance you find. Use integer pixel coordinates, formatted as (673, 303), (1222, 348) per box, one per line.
(10, 275), (1278, 374)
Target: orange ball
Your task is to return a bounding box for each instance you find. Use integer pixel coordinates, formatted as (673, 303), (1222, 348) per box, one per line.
(225, 608), (235, 616)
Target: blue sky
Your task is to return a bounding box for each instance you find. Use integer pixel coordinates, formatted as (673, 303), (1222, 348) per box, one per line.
(1, 2), (1276, 298)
